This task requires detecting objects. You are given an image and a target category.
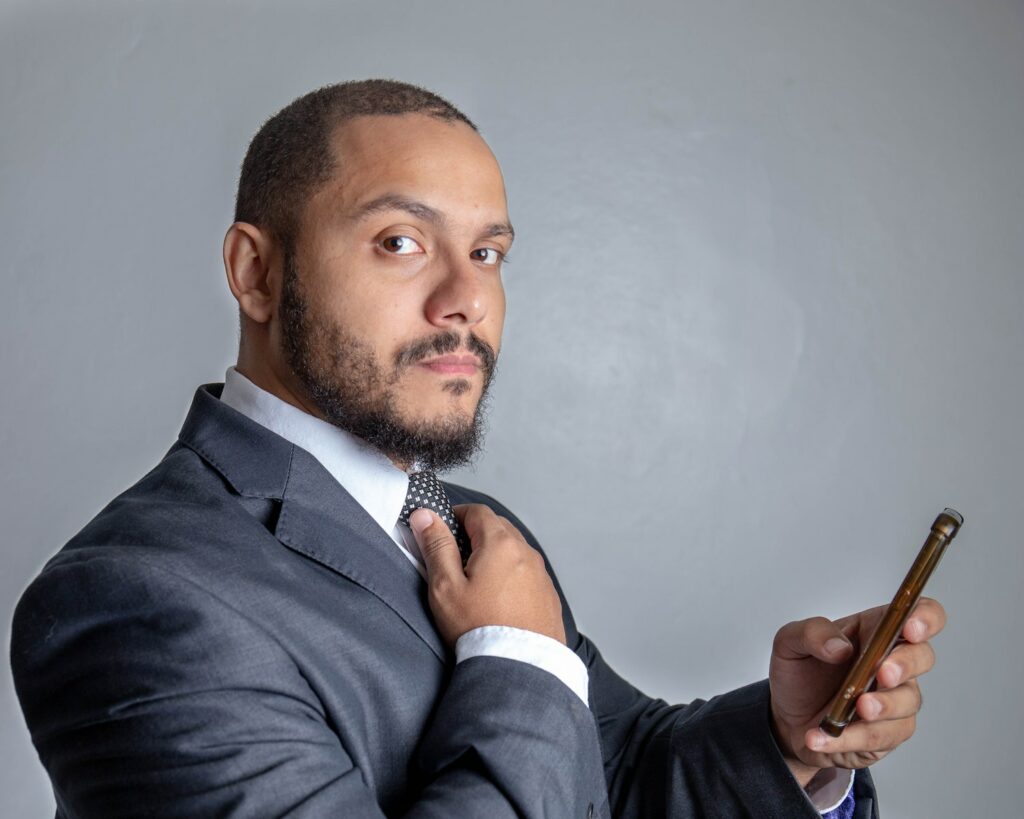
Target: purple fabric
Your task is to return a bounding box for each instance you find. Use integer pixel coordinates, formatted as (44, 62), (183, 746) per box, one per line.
(822, 790), (856, 819)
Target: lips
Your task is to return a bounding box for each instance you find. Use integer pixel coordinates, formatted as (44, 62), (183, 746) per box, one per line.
(417, 354), (480, 376)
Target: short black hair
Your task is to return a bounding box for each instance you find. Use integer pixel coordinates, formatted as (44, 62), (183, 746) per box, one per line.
(234, 79), (477, 251)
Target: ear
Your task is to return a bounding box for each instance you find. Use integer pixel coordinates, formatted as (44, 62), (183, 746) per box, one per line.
(223, 222), (279, 323)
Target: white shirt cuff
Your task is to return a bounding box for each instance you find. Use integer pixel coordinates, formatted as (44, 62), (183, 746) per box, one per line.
(454, 625), (590, 707)
(805, 766), (855, 813)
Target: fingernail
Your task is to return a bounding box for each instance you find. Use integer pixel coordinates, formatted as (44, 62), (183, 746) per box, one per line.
(863, 696), (882, 719)
(809, 730), (829, 750)
(906, 619), (926, 641)
(409, 508), (432, 534)
(882, 660), (902, 685)
(825, 637), (851, 657)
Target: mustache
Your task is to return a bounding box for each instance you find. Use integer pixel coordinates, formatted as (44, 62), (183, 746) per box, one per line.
(394, 330), (497, 376)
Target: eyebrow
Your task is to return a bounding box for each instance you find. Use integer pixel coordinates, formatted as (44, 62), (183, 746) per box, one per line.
(352, 193), (515, 242)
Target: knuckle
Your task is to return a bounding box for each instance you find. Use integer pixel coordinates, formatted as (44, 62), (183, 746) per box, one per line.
(772, 621), (800, 649)
(919, 596), (947, 627)
(895, 714), (917, 745)
(474, 504), (498, 523)
(880, 658), (902, 686)
(465, 502), (492, 521)
(513, 550), (532, 573)
(429, 574), (452, 597)
(458, 505), (483, 536)
(897, 642), (934, 677)
(865, 722), (890, 749)
(793, 616), (830, 645)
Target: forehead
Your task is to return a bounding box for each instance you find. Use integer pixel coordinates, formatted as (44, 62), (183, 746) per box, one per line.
(322, 114), (508, 215)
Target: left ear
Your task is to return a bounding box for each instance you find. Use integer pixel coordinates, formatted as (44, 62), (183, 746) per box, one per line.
(222, 222), (279, 323)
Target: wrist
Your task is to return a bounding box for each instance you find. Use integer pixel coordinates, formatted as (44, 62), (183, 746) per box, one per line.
(785, 756), (822, 788)
(769, 710), (821, 787)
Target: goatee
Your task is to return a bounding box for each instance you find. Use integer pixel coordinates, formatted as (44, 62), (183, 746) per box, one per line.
(278, 253), (497, 472)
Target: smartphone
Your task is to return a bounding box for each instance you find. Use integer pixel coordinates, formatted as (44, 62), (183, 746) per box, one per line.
(818, 508), (963, 737)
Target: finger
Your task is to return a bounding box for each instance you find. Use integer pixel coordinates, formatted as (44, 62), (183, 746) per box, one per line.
(452, 503), (498, 543)
(876, 641), (936, 688)
(773, 616), (854, 663)
(806, 712), (915, 755)
(856, 680), (923, 722)
(903, 597), (946, 643)
(410, 509), (466, 586)
(832, 603), (885, 635)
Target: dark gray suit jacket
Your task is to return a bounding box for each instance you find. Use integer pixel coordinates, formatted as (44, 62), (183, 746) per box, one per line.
(11, 384), (877, 818)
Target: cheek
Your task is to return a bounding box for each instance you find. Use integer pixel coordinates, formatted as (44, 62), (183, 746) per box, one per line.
(486, 284), (507, 345)
(347, 288), (434, 354)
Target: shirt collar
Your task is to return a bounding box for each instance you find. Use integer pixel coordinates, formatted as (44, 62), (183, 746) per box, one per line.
(219, 367), (409, 536)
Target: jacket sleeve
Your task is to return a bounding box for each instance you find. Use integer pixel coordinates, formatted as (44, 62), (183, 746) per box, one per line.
(576, 634), (877, 818)
(482, 495), (879, 819)
(10, 553), (610, 819)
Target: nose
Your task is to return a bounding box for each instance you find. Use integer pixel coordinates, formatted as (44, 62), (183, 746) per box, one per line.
(424, 255), (488, 328)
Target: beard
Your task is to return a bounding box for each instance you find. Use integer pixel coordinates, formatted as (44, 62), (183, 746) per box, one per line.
(278, 252), (497, 473)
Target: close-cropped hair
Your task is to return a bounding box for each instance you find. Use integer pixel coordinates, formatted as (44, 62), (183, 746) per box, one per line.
(234, 78), (476, 252)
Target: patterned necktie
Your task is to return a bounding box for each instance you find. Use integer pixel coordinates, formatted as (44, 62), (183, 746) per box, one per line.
(399, 471), (472, 566)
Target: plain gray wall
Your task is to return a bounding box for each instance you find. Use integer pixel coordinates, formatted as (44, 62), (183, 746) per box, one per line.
(3, 1), (1021, 815)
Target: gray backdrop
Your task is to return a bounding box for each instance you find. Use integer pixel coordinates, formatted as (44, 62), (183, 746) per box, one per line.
(3, 1), (1021, 816)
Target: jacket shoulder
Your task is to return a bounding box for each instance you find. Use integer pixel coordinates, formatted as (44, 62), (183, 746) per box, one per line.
(15, 442), (273, 631)
(56, 442), (261, 558)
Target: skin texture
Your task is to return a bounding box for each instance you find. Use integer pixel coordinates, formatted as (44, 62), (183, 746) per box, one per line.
(224, 114), (510, 469)
(222, 111), (945, 789)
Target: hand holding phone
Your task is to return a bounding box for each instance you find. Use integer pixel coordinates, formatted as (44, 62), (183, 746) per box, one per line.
(819, 508), (963, 737)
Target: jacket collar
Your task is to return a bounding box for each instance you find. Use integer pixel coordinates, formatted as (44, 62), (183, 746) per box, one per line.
(177, 383), (447, 662)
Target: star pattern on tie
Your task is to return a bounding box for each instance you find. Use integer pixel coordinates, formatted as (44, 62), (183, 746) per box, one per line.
(399, 471), (471, 565)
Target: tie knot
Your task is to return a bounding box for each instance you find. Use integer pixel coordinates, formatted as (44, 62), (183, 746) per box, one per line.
(399, 471), (470, 564)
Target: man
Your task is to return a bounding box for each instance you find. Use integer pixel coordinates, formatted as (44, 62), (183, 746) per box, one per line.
(11, 80), (943, 818)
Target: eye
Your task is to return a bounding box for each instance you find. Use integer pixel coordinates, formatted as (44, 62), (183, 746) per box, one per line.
(470, 247), (505, 266)
(380, 235), (424, 255)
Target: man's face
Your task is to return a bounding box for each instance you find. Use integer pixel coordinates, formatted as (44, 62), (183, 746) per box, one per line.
(275, 114), (512, 471)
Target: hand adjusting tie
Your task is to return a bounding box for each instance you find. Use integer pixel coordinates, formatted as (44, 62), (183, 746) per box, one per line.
(399, 471), (472, 566)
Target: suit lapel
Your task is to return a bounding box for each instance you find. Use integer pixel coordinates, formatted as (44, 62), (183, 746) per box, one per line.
(178, 383), (448, 663)
(275, 447), (447, 662)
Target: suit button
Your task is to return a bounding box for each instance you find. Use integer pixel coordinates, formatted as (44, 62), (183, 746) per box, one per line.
(586, 804), (594, 818)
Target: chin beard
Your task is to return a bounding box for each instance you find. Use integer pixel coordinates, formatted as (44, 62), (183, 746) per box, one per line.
(330, 393), (489, 473)
(278, 253), (496, 473)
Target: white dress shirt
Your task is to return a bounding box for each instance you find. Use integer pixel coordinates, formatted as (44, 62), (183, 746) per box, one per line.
(218, 366), (851, 812)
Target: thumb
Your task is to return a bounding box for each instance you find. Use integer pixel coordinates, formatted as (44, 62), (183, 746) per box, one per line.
(409, 508), (465, 583)
(773, 616), (854, 664)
